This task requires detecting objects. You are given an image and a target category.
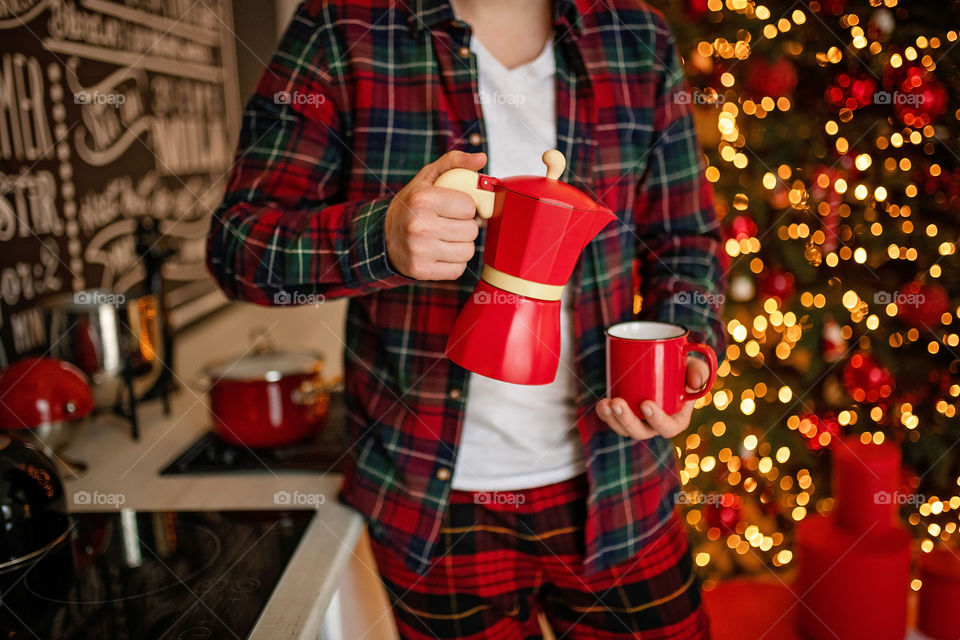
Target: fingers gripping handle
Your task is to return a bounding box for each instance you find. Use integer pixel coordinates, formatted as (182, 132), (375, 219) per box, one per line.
(434, 168), (496, 219)
(681, 342), (719, 403)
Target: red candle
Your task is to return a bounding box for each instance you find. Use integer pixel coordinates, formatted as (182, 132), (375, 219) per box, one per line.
(831, 436), (901, 534)
(918, 548), (960, 640)
(795, 514), (911, 640)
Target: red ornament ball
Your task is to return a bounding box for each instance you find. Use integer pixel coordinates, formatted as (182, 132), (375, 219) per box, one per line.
(884, 66), (949, 127)
(703, 493), (743, 533)
(896, 281), (950, 328)
(758, 267), (796, 302)
(843, 353), (894, 403)
(798, 412), (842, 451)
(726, 215), (758, 241)
(745, 58), (798, 98)
(894, 79), (948, 127)
(825, 74), (877, 111)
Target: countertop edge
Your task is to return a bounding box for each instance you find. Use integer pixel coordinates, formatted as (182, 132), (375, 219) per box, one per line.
(250, 506), (365, 640)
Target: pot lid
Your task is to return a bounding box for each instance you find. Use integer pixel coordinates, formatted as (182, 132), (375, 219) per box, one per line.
(205, 350), (323, 381)
(0, 358), (94, 430)
(493, 150), (609, 212)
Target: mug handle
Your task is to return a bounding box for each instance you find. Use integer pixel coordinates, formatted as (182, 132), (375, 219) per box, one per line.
(680, 342), (718, 403)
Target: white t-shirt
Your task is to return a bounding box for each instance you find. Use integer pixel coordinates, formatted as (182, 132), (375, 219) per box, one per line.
(450, 35), (585, 491)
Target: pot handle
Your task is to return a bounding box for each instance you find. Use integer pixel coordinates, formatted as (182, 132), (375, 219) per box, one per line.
(433, 169), (496, 219)
(292, 374), (342, 405)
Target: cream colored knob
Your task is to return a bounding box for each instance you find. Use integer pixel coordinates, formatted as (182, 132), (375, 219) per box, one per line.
(434, 168), (496, 219)
(542, 149), (565, 180)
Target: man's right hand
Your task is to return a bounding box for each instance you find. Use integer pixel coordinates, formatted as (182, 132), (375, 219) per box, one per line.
(385, 151), (487, 280)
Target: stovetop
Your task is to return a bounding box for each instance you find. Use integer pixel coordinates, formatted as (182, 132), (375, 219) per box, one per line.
(0, 509), (314, 639)
(161, 392), (346, 475)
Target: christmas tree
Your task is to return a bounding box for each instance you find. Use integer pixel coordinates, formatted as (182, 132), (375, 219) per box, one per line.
(646, 0), (960, 583)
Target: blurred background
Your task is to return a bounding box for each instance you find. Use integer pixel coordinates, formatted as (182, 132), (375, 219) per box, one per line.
(645, 1), (960, 633)
(648, 0), (960, 580)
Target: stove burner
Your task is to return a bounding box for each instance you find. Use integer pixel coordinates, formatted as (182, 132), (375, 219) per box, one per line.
(161, 392), (346, 475)
(25, 522), (222, 604)
(0, 510), (314, 640)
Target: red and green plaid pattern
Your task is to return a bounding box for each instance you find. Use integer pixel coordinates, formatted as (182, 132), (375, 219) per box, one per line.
(370, 475), (709, 639)
(207, 0), (726, 576)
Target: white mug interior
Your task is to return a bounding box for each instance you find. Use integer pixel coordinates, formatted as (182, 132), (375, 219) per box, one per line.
(607, 321), (686, 341)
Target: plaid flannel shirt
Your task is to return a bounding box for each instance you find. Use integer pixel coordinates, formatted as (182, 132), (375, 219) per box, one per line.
(207, 0), (726, 575)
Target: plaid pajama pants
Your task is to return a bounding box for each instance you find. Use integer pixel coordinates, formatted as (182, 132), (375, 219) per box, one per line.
(370, 474), (710, 639)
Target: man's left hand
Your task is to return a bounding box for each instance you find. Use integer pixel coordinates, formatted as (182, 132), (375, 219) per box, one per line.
(596, 357), (711, 440)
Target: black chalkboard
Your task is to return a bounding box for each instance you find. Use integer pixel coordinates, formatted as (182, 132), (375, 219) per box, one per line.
(0, 0), (240, 367)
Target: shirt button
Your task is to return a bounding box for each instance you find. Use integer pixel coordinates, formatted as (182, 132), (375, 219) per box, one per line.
(458, 46), (470, 59)
(436, 467), (451, 481)
(468, 133), (482, 146)
(448, 387), (462, 400)
(450, 19), (466, 29)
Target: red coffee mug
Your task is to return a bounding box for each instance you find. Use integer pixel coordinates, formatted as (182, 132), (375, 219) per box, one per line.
(606, 321), (718, 416)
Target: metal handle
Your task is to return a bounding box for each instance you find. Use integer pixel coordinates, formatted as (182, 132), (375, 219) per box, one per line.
(291, 374), (341, 405)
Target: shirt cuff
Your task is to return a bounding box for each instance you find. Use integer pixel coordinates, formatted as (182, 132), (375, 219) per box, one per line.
(349, 196), (415, 290)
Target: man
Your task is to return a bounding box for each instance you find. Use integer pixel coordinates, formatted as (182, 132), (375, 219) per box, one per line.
(208, 0), (726, 637)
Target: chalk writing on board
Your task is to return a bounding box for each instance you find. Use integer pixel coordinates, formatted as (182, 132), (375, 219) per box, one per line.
(0, 0), (240, 364)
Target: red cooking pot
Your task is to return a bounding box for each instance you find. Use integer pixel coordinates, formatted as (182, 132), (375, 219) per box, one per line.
(0, 357), (94, 476)
(198, 349), (331, 448)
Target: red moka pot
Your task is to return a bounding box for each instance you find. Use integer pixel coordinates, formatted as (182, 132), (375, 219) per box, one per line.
(435, 150), (615, 384)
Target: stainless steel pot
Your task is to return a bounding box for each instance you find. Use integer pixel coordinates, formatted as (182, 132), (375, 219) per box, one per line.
(44, 290), (164, 408)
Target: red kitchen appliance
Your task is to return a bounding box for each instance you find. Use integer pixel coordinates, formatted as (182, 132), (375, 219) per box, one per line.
(435, 150), (615, 384)
(0, 358), (94, 475)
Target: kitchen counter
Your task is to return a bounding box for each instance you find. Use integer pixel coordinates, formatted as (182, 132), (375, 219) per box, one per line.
(61, 384), (364, 640)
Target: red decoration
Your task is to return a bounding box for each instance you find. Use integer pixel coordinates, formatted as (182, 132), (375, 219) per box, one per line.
(703, 493), (742, 533)
(896, 281), (950, 329)
(832, 437), (901, 533)
(918, 549), (960, 640)
(795, 516), (911, 640)
(703, 581), (802, 640)
(725, 215), (758, 241)
(825, 74), (877, 111)
(843, 353), (894, 403)
(798, 412), (841, 450)
(744, 58), (797, 98)
(883, 66), (949, 127)
(757, 267), (795, 302)
(796, 435), (911, 640)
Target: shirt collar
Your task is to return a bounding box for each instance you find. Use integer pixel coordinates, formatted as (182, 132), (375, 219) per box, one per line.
(406, 0), (583, 40)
